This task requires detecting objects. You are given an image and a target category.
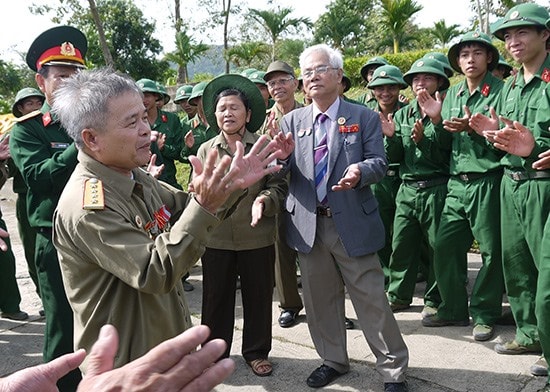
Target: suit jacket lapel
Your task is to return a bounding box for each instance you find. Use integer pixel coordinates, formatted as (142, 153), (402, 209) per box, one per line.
(327, 100), (350, 180)
(295, 105), (316, 184)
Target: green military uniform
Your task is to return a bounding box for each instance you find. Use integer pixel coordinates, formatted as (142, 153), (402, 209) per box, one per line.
(10, 87), (45, 295)
(0, 160), (25, 318)
(180, 114), (217, 162)
(149, 108), (184, 189)
(365, 65), (408, 285)
(9, 25), (87, 391)
(433, 34), (505, 327)
(434, 66), (504, 326)
(385, 59), (451, 310)
(491, 5), (550, 356)
(53, 150), (225, 371)
(9, 104), (80, 390)
(539, 218), (550, 386)
(357, 56), (389, 106)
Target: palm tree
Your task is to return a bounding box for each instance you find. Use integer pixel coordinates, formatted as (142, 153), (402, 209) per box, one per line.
(164, 30), (209, 83)
(313, 7), (363, 52)
(226, 42), (270, 68)
(248, 7), (312, 61)
(379, 0), (423, 53)
(430, 19), (462, 48)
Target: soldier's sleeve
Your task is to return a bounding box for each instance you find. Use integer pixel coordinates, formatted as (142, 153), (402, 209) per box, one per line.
(161, 114), (185, 161)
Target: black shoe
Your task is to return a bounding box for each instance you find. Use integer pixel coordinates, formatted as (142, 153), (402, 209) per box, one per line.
(345, 317), (354, 329)
(1, 311), (29, 321)
(384, 381), (409, 392)
(278, 310), (298, 328)
(182, 280), (194, 292)
(306, 364), (344, 388)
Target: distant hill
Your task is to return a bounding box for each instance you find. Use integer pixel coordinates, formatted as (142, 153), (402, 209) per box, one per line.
(187, 45), (226, 79)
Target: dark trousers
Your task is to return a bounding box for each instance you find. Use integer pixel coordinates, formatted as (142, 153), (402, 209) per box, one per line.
(0, 215), (22, 313)
(35, 230), (81, 391)
(201, 246), (274, 362)
(16, 193), (39, 295)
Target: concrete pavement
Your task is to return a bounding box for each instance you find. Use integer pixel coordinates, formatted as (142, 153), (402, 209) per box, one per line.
(0, 178), (547, 391)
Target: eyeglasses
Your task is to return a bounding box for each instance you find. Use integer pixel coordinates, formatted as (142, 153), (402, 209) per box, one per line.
(302, 65), (339, 79)
(266, 76), (295, 88)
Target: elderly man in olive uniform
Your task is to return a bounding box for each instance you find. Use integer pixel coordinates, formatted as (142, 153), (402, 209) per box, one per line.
(258, 60), (304, 328)
(469, 3), (550, 384)
(8, 25), (87, 391)
(51, 67), (285, 372)
(421, 32), (505, 342)
(385, 58), (450, 318)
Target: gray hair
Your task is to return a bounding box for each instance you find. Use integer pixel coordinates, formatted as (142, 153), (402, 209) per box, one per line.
(299, 44), (343, 70)
(52, 67), (142, 148)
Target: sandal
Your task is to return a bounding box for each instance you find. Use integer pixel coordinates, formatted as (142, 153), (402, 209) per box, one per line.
(247, 358), (273, 377)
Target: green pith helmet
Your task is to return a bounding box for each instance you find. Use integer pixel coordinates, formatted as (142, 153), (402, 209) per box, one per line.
(188, 81), (208, 106)
(248, 70), (267, 86)
(12, 87), (45, 117)
(367, 65), (408, 90)
(422, 51), (454, 78)
(341, 74), (352, 92)
(360, 56), (389, 81)
(240, 68), (258, 77)
(174, 85), (194, 103)
(497, 54), (513, 78)
(403, 58), (450, 91)
(447, 31), (500, 73)
(26, 25), (88, 72)
(156, 82), (170, 104)
(492, 2), (550, 41)
(136, 78), (164, 101)
(202, 74), (266, 133)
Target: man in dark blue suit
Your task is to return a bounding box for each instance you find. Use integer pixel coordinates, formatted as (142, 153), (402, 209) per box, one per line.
(275, 44), (409, 392)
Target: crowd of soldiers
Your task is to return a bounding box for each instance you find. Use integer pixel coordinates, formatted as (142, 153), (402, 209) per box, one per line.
(0, 2), (549, 392)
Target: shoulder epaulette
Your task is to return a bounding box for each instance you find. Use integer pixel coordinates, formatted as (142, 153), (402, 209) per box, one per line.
(13, 110), (41, 123)
(83, 178), (105, 210)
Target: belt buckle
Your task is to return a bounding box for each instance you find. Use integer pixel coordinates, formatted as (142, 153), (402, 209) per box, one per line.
(459, 174), (468, 182)
(387, 169), (396, 177)
(511, 172), (522, 181)
(417, 181), (427, 189)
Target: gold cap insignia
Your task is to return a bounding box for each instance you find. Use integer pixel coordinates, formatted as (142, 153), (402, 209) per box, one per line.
(60, 42), (77, 57)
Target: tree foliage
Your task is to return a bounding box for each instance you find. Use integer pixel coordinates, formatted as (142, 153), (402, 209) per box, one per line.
(165, 29), (209, 84)
(430, 19), (462, 48)
(226, 41), (270, 68)
(248, 7), (312, 61)
(379, 0), (423, 53)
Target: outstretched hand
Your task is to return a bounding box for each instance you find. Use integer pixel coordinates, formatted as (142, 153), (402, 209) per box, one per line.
(491, 119), (535, 157)
(379, 112), (395, 138)
(443, 106), (472, 133)
(417, 90), (442, 123)
(469, 107), (499, 136)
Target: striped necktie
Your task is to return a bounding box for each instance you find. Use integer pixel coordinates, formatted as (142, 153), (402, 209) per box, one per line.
(314, 113), (329, 205)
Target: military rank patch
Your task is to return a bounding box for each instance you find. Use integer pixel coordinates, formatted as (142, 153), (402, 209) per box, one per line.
(83, 178), (105, 210)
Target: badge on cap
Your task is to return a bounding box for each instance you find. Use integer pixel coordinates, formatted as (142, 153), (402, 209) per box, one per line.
(417, 61), (424, 67)
(60, 42), (76, 57)
(337, 117), (346, 125)
(472, 32), (480, 38)
(510, 10), (520, 19)
(380, 71), (387, 77)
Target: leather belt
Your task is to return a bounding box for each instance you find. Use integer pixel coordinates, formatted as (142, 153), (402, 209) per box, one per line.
(455, 170), (502, 183)
(316, 206), (332, 217)
(403, 177), (449, 189)
(386, 169), (398, 177)
(504, 168), (550, 181)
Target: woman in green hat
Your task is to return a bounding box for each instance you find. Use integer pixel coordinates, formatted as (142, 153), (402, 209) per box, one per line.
(196, 74), (288, 378)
